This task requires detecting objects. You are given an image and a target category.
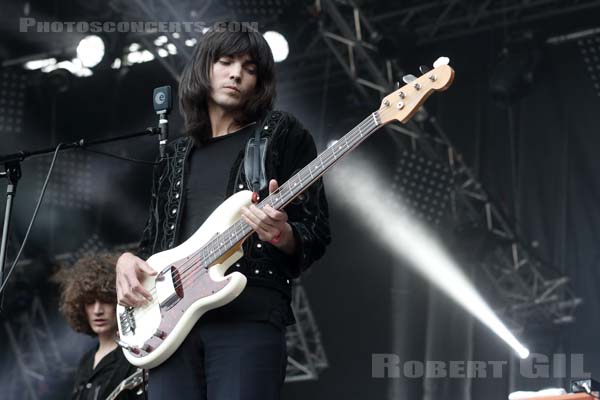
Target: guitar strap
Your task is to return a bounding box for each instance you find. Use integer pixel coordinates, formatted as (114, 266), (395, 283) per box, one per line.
(243, 111), (283, 196)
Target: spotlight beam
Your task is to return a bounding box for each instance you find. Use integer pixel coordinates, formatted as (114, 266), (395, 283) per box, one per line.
(328, 157), (530, 359)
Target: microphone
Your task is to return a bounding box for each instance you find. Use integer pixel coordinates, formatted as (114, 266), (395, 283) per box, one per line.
(153, 86), (172, 160)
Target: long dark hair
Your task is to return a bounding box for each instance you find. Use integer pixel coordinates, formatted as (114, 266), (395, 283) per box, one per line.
(179, 24), (276, 144)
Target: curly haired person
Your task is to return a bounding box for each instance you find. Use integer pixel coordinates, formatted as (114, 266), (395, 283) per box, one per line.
(58, 252), (143, 400)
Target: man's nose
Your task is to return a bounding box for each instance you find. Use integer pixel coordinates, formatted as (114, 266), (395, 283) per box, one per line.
(93, 301), (103, 314)
(229, 63), (242, 81)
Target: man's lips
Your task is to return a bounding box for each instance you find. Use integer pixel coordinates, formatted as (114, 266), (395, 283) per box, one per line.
(223, 86), (240, 93)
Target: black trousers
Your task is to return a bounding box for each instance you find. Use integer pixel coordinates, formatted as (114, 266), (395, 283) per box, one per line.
(147, 319), (287, 400)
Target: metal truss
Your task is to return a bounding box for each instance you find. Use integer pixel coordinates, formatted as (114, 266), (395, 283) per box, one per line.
(318, 0), (581, 326)
(370, 0), (600, 44)
(319, 0), (394, 97)
(429, 118), (582, 327)
(107, 0), (223, 80)
(285, 282), (328, 382)
(2, 297), (71, 400)
(318, 0), (429, 138)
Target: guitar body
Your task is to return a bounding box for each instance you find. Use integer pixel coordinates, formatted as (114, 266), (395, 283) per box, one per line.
(116, 190), (253, 368)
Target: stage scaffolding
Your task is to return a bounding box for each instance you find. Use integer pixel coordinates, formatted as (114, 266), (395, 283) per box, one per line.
(317, 0), (582, 327)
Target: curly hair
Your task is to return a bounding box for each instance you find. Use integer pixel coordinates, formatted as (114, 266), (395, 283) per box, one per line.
(56, 252), (119, 336)
(179, 22), (276, 144)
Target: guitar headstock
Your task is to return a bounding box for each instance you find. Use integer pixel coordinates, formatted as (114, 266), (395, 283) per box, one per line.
(378, 57), (455, 125)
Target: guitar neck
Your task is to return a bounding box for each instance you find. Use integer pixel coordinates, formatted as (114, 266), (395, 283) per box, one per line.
(194, 112), (382, 266)
(198, 59), (454, 265)
(259, 112), (382, 210)
(229, 112), (382, 234)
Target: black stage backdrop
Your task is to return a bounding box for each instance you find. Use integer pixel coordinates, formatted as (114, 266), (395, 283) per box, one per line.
(1, 30), (599, 400)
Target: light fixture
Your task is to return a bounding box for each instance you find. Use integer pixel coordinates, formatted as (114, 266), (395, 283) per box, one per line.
(154, 35), (168, 47)
(76, 35), (105, 68)
(263, 31), (289, 62)
(24, 58), (57, 70)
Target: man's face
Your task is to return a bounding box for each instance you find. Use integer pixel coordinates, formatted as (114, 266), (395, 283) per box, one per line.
(208, 53), (257, 111)
(85, 300), (117, 336)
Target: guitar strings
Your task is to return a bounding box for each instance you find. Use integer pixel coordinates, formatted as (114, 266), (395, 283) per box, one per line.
(126, 109), (386, 322)
(126, 106), (397, 322)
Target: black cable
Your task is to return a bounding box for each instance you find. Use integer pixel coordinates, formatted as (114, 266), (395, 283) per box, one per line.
(0, 139), (172, 299)
(80, 147), (160, 165)
(0, 143), (64, 298)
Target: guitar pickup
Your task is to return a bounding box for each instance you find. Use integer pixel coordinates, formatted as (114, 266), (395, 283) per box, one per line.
(156, 266), (184, 310)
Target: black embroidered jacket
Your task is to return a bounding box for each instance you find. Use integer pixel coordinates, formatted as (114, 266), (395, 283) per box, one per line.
(135, 111), (331, 297)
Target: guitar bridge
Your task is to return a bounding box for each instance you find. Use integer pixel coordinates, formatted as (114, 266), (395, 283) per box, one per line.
(119, 307), (136, 335)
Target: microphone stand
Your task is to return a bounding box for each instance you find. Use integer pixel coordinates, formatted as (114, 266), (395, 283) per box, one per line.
(0, 127), (160, 306)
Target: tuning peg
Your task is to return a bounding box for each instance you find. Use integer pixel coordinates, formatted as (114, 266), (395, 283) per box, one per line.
(433, 56), (450, 68)
(395, 81), (401, 89)
(419, 65), (431, 74)
(402, 74), (417, 84)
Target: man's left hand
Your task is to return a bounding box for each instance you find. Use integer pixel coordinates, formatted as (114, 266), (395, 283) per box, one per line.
(241, 179), (297, 255)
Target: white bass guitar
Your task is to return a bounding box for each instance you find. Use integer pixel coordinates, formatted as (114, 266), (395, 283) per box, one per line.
(116, 58), (455, 368)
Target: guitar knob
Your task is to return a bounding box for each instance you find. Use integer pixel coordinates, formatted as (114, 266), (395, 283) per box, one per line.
(154, 329), (167, 340)
(142, 344), (154, 353)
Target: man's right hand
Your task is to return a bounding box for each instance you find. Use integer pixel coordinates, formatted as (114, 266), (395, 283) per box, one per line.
(116, 252), (157, 307)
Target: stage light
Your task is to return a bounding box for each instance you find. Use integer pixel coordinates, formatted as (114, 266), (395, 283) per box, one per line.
(111, 58), (122, 69)
(0, 68), (27, 135)
(154, 35), (168, 46)
(41, 59), (92, 77)
(166, 43), (178, 55)
(24, 58), (57, 70)
(36, 151), (93, 210)
(128, 43), (141, 52)
(263, 31), (289, 62)
(76, 35), (105, 68)
(328, 157), (530, 359)
(126, 50), (154, 65)
(578, 35), (600, 97)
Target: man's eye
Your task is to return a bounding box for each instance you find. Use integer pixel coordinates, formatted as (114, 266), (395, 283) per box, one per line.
(219, 59), (231, 65)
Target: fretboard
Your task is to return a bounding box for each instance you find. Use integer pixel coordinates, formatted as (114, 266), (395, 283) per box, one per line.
(197, 111), (383, 266)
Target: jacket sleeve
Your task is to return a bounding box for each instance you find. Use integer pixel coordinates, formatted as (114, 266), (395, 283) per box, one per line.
(272, 114), (331, 278)
(135, 161), (164, 260)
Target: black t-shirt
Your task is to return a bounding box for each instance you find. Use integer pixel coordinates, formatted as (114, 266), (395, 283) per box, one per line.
(178, 125), (250, 241)
(71, 345), (141, 400)
(178, 124), (292, 329)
